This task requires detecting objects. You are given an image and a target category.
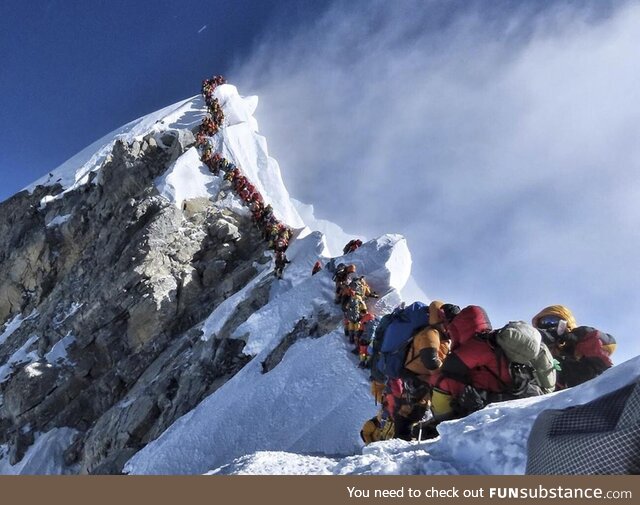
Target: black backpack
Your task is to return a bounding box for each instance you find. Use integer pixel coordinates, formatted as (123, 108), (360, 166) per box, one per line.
(452, 347), (546, 418)
(481, 339), (546, 401)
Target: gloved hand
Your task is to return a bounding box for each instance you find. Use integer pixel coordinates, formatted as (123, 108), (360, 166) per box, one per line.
(453, 385), (487, 415)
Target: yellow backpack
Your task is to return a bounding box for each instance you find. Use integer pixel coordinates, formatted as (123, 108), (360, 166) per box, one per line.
(360, 415), (395, 445)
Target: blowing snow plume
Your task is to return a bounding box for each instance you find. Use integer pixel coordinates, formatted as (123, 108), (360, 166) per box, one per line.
(232, 0), (640, 362)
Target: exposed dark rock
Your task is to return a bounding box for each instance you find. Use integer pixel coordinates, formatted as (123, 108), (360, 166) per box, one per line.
(0, 135), (271, 473)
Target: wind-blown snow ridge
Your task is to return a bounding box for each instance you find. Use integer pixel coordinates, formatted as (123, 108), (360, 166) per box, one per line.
(149, 83), (304, 232)
(208, 85), (304, 229)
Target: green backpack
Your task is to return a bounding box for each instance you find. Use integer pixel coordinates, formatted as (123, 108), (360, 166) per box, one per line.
(495, 321), (556, 393)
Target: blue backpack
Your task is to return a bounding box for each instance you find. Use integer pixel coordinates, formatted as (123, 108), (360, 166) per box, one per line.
(376, 302), (430, 380)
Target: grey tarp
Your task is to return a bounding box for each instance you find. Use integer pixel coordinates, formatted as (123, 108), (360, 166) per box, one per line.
(526, 380), (640, 474)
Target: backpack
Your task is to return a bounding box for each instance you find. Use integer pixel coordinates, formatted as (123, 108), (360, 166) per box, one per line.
(571, 326), (617, 358)
(376, 302), (430, 380)
(496, 321), (541, 364)
(506, 361), (546, 398)
(332, 264), (346, 282)
(368, 313), (395, 383)
(497, 321), (556, 391)
(360, 414), (395, 444)
(344, 296), (366, 323)
(349, 277), (370, 298)
(486, 322), (556, 397)
(529, 342), (557, 392)
(360, 315), (380, 344)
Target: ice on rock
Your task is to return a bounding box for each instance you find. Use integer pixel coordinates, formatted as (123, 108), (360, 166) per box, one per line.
(0, 428), (78, 475)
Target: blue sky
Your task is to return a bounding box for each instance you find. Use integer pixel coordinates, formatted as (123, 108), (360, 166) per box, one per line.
(0, 0), (323, 200)
(1, 0), (639, 362)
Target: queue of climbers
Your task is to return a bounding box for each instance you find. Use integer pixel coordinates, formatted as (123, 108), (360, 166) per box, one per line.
(196, 75), (293, 279)
(330, 260), (381, 369)
(360, 302), (617, 445)
(196, 73), (620, 449)
(305, 239), (617, 445)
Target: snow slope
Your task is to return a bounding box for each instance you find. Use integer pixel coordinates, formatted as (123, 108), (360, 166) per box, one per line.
(0, 428), (78, 475)
(210, 356), (640, 475)
(124, 330), (377, 475)
(238, 234), (409, 357)
(208, 85), (304, 229)
(124, 232), (411, 474)
(155, 147), (221, 208)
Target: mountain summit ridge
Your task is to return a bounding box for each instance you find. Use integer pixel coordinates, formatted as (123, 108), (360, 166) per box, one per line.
(1, 79), (638, 475)
(0, 79), (410, 473)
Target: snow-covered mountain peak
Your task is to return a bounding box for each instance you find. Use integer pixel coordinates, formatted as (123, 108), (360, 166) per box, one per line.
(213, 84), (259, 130)
(0, 76), (417, 475)
(4, 75), (637, 477)
(142, 83), (304, 230)
(24, 96), (205, 199)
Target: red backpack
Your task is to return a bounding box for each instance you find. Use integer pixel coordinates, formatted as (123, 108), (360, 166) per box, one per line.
(447, 305), (492, 348)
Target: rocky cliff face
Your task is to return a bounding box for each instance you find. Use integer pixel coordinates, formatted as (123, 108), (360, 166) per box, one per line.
(0, 128), (274, 473)
(0, 84), (411, 475)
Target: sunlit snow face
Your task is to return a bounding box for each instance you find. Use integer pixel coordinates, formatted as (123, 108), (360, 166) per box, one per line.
(213, 84), (259, 131)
